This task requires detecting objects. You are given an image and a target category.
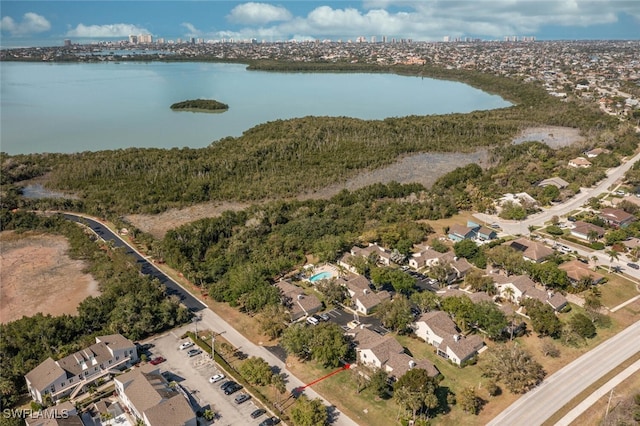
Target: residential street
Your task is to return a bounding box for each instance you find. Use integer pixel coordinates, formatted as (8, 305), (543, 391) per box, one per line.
(487, 320), (640, 426)
(474, 150), (640, 236)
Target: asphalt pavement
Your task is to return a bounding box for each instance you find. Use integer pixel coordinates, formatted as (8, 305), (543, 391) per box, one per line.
(487, 320), (640, 426)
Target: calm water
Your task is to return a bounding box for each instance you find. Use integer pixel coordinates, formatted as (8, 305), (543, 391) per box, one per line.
(1, 62), (511, 155)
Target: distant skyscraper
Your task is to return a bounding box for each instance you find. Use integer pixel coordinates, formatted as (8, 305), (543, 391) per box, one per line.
(63, 39), (71, 47)
(138, 34), (152, 43)
(129, 34), (138, 44)
(443, 35), (450, 42)
(371, 36), (376, 43)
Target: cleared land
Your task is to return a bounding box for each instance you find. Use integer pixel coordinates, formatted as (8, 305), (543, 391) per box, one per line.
(0, 231), (100, 323)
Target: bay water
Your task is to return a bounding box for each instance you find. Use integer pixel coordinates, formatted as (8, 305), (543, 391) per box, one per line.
(1, 62), (511, 155)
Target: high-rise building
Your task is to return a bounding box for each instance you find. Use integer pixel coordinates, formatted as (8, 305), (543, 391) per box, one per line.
(128, 34), (138, 44)
(443, 35), (450, 42)
(63, 39), (72, 47)
(138, 34), (152, 43)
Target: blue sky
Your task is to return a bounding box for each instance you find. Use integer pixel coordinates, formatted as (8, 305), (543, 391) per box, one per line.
(1, 1), (639, 47)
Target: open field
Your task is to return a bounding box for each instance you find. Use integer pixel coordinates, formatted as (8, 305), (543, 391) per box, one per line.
(0, 231), (100, 323)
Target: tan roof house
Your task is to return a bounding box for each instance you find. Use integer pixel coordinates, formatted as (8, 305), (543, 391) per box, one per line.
(412, 311), (484, 366)
(599, 208), (635, 228)
(114, 364), (196, 426)
(336, 274), (390, 315)
(538, 177), (569, 189)
(570, 221), (605, 241)
(492, 274), (567, 311)
(349, 327), (439, 379)
(558, 260), (605, 285)
(568, 157), (592, 168)
(276, 280), (323, 321)
(507, 238), (554, 263)
(25, 334), (138, 404)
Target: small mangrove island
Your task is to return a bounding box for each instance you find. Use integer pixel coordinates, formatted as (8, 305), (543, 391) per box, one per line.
(170, 99), (229, 113)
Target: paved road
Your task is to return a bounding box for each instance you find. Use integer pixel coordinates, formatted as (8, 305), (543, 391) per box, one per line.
(487, 320), (640, 426)
(62, 213), (360, 426)
(475, 150), (640, 236)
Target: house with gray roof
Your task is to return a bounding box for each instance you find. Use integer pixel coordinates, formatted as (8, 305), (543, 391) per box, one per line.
(492, 274), (567, 312)
(276, 280), (323, 321)
(25, 334), (137, 404)
(114, 364), (196, 426)
(336, 274), (390, 315)
(348, 326), (439, 379)
(412, 311), (485, 366)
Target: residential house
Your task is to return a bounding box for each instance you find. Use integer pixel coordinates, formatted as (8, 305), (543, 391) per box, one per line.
(538, 177), (569, 189)
(499, 192), (537, 207)
(25, 334), (138, 404)
(276, 280), (323, 321)
(506, 238), (554, 263)
(448, 224), (476, 242)
(448, 221), (497, 242)
(570, 221), (605, 241)
(114, 364), (196, 426)
(558, 260), (605, 285)
(408, 247), (442, 270)
(413, 311), (485, 366)
(599, 208), (635, 228)
(585, 148), (609, 158)
(336, 275), (390, 315)
(568, 157), (592, 168)
(492, 274), (567, 311)
(351, 244), (393, 266)
(349, 327), (439, 380)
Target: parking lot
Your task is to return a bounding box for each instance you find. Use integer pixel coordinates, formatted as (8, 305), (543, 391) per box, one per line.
(321, 307), (390, 335)
(141, 325), (273, 425)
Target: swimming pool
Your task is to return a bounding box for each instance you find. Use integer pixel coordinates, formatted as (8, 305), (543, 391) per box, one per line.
(309, 271), (334, 282)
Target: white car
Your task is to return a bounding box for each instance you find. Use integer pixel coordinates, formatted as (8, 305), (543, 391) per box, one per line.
(178, 341), (194, 350)
(209, 374), (225, 383)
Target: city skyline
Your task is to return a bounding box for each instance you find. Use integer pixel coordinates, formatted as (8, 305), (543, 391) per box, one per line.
(1, 1), (640, 47)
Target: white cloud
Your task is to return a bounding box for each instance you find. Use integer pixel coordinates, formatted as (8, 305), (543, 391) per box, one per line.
(220, 0), (637, 41)
(181, 22), (202, 38)
(0, 12), (51, 36)
(227, 2), (292, 25)
(66, 23), (150, 38)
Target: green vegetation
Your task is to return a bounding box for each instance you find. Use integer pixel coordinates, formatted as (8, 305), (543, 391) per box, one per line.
(0, 212), (191, 409)
(170, 98), (228, 112)
(481, 344), (546, 394)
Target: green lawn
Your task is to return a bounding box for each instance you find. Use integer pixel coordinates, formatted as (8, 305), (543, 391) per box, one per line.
(593, 273), (639, 309)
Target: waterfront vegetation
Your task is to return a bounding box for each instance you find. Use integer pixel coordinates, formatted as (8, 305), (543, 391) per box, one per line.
(170, 98), (228, 112)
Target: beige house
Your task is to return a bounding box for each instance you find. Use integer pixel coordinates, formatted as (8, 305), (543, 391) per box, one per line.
(349, 326), (439, 379)
(492, 274), (567, 311)
(114, 364), (196, 426)
(568, 157), (592, 168)
(507, 238), (554, 263)
(25, 334), (138, 404)
(336, 274), (390, 315)
(276, 280), (323, 321)
(413, 311), (484, 366)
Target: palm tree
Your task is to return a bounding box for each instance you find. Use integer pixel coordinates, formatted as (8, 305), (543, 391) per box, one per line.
(591, 255), (599, 271)
(587, 230), (599, 244)
(606, 249), (620, 273)
(503, 286), (516, 303)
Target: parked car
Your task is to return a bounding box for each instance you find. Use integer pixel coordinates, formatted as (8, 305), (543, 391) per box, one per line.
(306, 316), (319, 326)
(209, 374), (225, 383)
(234, 393), (251, 404)
(319, 313), (330, 321)
(490, 223), (501, 229)
(567, 216), (577, 222)
(149, 356), (165, 365)
(259, 417), (281, 426)
(220, 380), (236, 390)
(187, 348), (202, 357)
(224, 383), (243, 395)
(627, 263), (639, 270)
(250, 409), (266, 419)
(178, 341), (194, 350)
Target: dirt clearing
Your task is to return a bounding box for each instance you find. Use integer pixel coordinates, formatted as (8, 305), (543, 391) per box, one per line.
(0, 231), (100, 324)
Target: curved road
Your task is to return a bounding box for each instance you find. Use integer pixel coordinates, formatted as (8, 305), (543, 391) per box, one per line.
(62, 213), (360, 426)
(488, 320), (640, 426)
(475, 150), (640, 236)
